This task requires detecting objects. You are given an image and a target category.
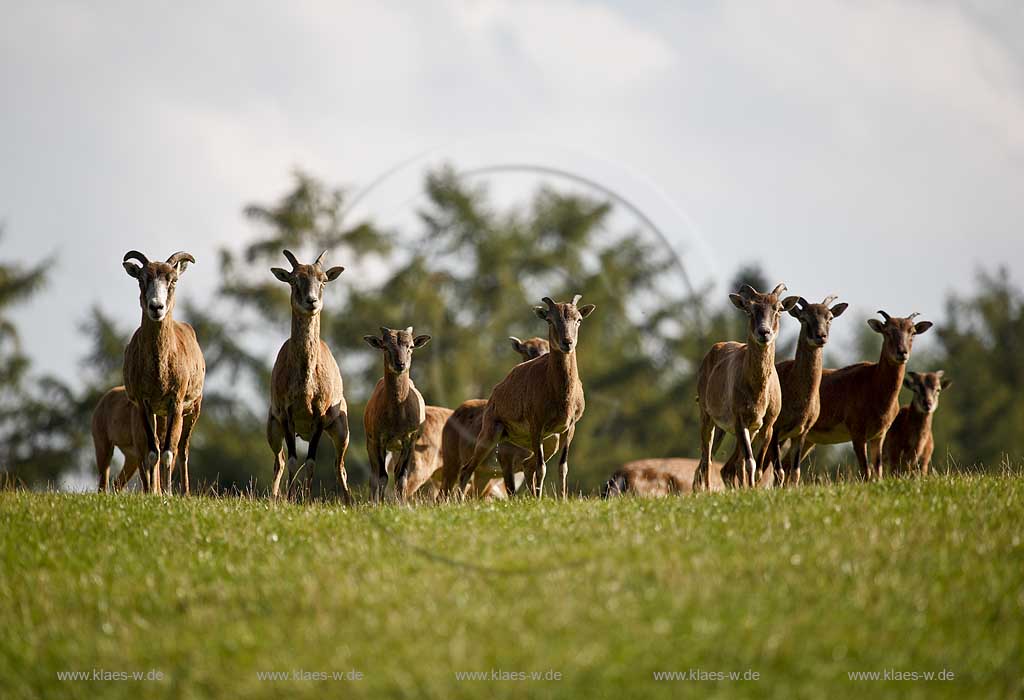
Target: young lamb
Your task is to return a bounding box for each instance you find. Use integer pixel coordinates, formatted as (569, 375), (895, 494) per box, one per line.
(882, 370), (950, 476)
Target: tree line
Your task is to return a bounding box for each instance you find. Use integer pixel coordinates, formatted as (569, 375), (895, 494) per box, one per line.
(1, 168), (1021, 493)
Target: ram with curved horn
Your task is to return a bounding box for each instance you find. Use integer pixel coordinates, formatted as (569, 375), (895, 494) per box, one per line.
(267, 249), (351, 502)
(449, 294), (596, 500)
(802, 310), (933, 480)
(121, 250), (205, 495)
(694, 283), (797, 491)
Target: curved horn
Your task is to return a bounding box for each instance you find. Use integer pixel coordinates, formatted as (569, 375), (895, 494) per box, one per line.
(123, 250), (149, 266)
(313, 250), (328, 267)
(771, 283), (787, 297)
(282, 249), (300, 269)
(907, 312), (920, 321)
(738, 284), (758, 298)
(571, 294), (582, 306)
(541, 296), (557, 309)
(379, 326), (390, 337)
(821, 295), (838, 307)
(165, 251), (195, 267)
(877, 310), (891, 322)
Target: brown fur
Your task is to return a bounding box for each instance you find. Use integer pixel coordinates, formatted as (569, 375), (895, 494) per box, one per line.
(267, 250), (351, 502)
(603, 458), (725, 498)
(121, 251), (205, 495)
(882, 370), (949, 475)
(455, 296), (596, 500)
(804, 311), (933, 480)
(761, 295), (848, 487)
(400, 405), (453, 499)
(91, 386), (175, 492)
(363, 326), (432, 502)
(439, 336), (556, 499)
(439, 399), (558, 498)
(694, 283), (796, 491)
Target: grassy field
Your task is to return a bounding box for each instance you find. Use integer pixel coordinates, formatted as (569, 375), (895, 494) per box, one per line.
(1, 473), (1021, 699)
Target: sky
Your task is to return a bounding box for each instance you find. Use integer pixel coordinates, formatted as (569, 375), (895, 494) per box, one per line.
(2, 0), (1023, 385)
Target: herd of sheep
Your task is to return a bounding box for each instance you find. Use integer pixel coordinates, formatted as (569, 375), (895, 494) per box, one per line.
(91, 248), (948, 501)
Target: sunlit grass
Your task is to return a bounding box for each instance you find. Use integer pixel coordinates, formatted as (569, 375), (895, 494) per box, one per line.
(1, 472), (1021, 699)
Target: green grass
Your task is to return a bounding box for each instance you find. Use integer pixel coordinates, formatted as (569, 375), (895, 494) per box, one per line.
(1, 474), (1022, 699)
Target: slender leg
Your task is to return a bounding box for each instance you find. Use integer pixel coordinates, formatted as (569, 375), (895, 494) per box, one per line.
(281, 413), (300, 500)
(366, 436), (388, 504)
(736, 421), (755, 489)
(868, 435), (884, 480)
(852, 440), (870, 481)
(752, 425), (773, 488)
(694, 410), (715, 492)
(177, 401), (200, 496)
(267, 414), (287, 499)
(557, 425), (575, 501)
(788, 435), (805, 487)
(531, 434), (547, 498)
(139, 402), (160, 495)
(162, 402), (185, 496)
(303, 419), (325, 502)
(327, 412), (352, 506)
(94, 436), (113, 493)
(497, 445), (519, 497)
(458, 417), (504, 493)
(394, 439), (416, 503)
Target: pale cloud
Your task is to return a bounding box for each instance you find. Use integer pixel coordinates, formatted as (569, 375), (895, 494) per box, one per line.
(2, 0), (1022, 385)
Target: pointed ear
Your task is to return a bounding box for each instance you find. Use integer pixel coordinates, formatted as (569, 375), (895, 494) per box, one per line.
(413, 334), (431, 349)
(729, 294), (746, 311)
(172, 260), (191, 275)
(363, 335), (384, 350)
(830, 302), (849, 318)
(271, 268), (292, 284)
(914, 321), (933, 334)
(940, 378), (952, 390)
(509, 336), (525, 354)
(534, 306), (549, 321)
(325, 266), (344, 282)
(123, 262), (141, 279)
(578, 304), (596, 318)
(867, 319), (885, 333)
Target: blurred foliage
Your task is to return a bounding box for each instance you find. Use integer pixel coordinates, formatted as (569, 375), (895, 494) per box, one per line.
(2, 171), (1022, 491)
